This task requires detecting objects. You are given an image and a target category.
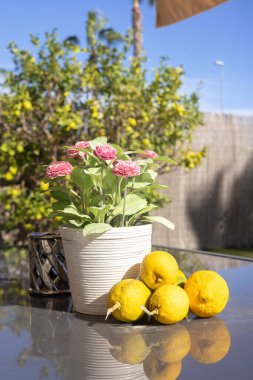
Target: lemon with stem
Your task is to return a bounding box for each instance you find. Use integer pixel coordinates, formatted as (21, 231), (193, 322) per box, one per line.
(142, 284), (189, 325)
(106, 279), (151, 322)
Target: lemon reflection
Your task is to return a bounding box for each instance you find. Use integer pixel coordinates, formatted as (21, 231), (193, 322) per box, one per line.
(90, 316), (230, 379)
(109, 331), (150, 365)
(150, 325), (191, 363)
(143, 356), (182, 380)
(188, 317), (231, 364)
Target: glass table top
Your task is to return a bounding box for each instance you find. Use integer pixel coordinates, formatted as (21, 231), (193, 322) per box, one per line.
(0, 247), (253, 380)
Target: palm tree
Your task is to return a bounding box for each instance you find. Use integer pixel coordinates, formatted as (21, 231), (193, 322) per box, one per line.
(132, 0), (155, 57)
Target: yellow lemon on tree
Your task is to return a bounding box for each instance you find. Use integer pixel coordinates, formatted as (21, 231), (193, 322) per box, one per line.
(109, 331), (149, 364)
(23, 100), (33, 111)
(184, 270), (229, 317)
(128, 117), (137, 127)
(152, 325), (191, 363)
(143, 355), (182, 380)
(142, 284), (189, 325)
(140, 251), (179, 290)
(189, 317), (231, 364)
(40, 181), (49, 191)
(106, 279), (151, 322)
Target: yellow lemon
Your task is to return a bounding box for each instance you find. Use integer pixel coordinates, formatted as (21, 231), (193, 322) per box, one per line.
(23, 100), (33, 111)
(143, 355), (182, 380)
(151, 325), (191, 363)
(106, 279), (151, 322)
(14, 110), (21, 117)
(109, 331), (149, 364)
(146, 285), (189, 325)
(140, 251), (179, 290)
(11, 189), (21, 196)
(40, 181), (49, 191)
(4, 172), (13, 181)
(189, 318), (231, 364)
(174, 269), (187, 288)
(9, 166), (17, 175)
(17, 144), (24, 153)
(184, 270), (229, 317)
(128, 117), (137, 127)
(142, 138), (150, 147)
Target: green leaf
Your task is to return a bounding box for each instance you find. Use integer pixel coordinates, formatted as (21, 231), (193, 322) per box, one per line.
(88, 205), (111, 222)
(50, 188), (69, 201)
(113, 194), (147, 217)
(128, 204), (157, 225)
(62, 205), (89, 218)
(153, 156), (177, 164)
(83, 223), (112, 236)
(89, 137), (107, 149)
(103, 169), (118, 193)
(142, 216), (175, 230)
(71, 167), (93, 191)
(52, 200), (70, 212)
(66, 219), (84, 227)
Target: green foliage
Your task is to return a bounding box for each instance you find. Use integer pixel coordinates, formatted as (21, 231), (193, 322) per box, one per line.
(0, 12), (204, 244)
(48, 137), (175, 235)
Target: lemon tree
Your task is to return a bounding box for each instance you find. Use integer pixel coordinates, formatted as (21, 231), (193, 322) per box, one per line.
(0, 11), (204, 244)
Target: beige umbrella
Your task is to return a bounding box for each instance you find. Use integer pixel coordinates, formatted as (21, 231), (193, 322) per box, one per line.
(156, 0), (229, 28)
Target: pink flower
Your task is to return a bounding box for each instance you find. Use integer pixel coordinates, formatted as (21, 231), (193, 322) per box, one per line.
(94, 144), (117, 161)
(112, 160), (140, 178)
(67, 141), (90, 159)
(46, 161), (73, 179)
(141, 150), (158, 159)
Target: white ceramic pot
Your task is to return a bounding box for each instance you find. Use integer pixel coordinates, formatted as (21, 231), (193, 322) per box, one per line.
(59, 224), (152, 315)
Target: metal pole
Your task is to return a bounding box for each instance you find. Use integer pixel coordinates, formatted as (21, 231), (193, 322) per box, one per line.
(214, 60), (225, 114)
(220, 64), (224, 114)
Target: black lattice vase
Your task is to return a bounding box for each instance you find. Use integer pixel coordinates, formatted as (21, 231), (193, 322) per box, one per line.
(28, 232), (70, 295)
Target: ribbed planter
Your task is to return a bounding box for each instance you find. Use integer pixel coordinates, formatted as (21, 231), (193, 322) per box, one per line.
(59, 224), (152, 315)
(67, 317), (146, 380)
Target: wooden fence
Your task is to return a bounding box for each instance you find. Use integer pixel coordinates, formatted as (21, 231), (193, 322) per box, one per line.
(153, 113), (253, 250)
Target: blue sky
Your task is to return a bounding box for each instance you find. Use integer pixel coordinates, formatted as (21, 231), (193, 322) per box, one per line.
(0, 0), (252, 114)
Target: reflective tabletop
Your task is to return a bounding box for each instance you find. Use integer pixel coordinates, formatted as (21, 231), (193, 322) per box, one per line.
(1, 247), (253, 380)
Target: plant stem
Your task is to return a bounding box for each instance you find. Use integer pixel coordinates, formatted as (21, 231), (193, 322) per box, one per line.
(121, 178), (128, 227)
(118, 177), (123, 202)
(101, 162), (105, 207)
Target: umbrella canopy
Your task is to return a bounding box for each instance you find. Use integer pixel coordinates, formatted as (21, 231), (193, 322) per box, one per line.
(156, 0), (228, 28)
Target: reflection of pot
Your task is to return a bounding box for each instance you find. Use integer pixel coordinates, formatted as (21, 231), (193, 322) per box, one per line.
(30, 307), (72, 357)
(188, 317), (231, 364)
(67, 316), (146, 379)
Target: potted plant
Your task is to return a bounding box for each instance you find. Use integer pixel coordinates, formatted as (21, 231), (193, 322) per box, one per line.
(44, 137), (174, 315)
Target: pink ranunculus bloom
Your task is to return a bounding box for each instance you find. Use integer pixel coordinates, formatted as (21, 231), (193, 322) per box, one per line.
(46, 161), (73, 179)
(141, 150), (158, 159)
(67, 141), (90, 159)
(94, 144), (117, 161)
(112, 160), (140, 178)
